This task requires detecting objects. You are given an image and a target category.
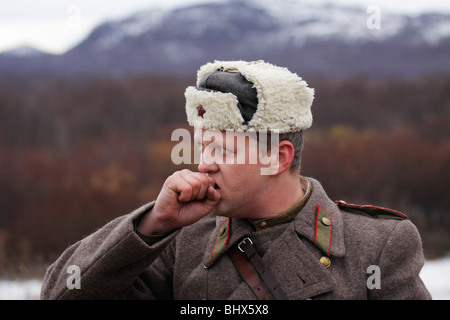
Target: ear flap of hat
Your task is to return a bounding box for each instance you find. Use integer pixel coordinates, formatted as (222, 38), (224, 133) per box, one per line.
(185, 86), (246, 131)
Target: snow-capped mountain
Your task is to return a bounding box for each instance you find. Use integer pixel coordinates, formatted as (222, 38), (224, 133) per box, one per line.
(1, 0), (450, 78)
(1, 45), (51, 58)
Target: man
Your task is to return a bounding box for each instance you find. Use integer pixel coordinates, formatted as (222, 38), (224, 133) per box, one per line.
(41, 60), (431, 300)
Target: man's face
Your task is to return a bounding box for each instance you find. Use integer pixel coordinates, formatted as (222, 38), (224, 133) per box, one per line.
(194, 128), (273, 218)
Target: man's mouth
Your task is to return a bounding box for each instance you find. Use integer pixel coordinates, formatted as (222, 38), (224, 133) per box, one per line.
(214, 183), (220, 190)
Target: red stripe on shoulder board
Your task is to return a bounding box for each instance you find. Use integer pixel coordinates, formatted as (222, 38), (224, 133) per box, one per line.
(224, 218), (231, 249)
(313, 206), (320, 244)
(363, 205), (407, 218)
(210, 218), (230, 263)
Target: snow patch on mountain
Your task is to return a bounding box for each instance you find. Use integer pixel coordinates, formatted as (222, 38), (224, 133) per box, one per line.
(0, 45), (49, 57)
(91, 0), (450, 51)
(94, 8), (170, 50)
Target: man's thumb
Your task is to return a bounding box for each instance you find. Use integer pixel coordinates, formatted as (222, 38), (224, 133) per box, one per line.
(203, 185), (221, 209)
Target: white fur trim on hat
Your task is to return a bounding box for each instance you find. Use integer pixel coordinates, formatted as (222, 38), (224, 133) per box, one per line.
(185, 60), (314, 133)
(185, 87), (245, 131)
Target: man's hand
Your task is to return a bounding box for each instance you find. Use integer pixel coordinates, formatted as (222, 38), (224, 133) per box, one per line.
(136, 169), (221, 236)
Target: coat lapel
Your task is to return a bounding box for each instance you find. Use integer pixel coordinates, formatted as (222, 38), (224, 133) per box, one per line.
(261, 223), (335, 299)
(259, 178), (347, 300)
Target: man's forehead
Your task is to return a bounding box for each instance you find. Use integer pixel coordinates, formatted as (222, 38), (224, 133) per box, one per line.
(194, 128), (224, 142)
(193, 128), (258, 144)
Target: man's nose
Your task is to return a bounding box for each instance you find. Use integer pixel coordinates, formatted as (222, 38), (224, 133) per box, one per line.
(198, 152), (219, 173)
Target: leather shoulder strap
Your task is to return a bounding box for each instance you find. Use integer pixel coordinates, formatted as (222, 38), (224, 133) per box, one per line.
(228, 237), (287, 300)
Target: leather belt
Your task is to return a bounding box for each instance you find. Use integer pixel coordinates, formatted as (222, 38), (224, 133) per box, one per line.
(228, 237), (287, 300)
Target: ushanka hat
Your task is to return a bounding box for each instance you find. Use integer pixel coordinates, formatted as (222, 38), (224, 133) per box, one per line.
(185, 60), (314, 133)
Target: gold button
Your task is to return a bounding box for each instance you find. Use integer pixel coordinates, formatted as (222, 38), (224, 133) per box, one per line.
(321, 217), (331, 226)
(259, 221), (268, 229)
(320, 256), (331, 268)
(219, 226), (227, 236)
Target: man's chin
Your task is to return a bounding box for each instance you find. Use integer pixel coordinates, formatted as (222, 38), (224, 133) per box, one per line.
(210, 203), (232, 218)
(211, 208), (229, 217)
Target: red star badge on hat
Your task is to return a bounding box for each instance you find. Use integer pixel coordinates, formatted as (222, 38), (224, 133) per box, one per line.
(197, 105), (206, 118)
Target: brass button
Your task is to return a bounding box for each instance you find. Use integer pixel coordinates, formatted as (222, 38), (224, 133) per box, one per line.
(259, 221), (268, 229)
(219, 226), (227, 236)
(320, 256), (331, 268)
(321, 217), (331, 226)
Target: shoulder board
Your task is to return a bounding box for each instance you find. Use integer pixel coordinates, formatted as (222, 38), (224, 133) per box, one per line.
(335, 200), (408, 220)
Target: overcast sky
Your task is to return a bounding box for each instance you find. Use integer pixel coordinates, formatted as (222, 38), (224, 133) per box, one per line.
(1, 0), (449, 54)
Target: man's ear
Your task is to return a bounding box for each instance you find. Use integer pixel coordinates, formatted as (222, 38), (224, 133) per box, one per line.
(274, 140), (295, 175)
(260, 140), (294, 176)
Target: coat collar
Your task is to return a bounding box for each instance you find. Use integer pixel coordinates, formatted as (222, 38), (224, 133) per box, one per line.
(203, 177), (346, 268)
(202, 177), (347, 299)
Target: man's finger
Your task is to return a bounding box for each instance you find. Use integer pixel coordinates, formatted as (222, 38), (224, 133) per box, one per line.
(168, 177), (193, 203)
(203, 185), (221, 210)
(170, 171), (214, 203)
(178, 171), (208, 201)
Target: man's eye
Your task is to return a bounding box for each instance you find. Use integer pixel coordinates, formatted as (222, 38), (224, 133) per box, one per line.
(216, 145), (229, 153)
(195, 142), (203, 150)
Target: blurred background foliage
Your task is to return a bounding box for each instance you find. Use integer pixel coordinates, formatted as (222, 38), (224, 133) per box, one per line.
(0, 73), (449, 279)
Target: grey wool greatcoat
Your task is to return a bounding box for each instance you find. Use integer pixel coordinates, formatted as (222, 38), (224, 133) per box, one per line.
(40, 177), (431, 300)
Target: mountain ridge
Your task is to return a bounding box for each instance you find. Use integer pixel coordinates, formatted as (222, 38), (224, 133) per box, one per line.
(1, 0), (449, 78)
